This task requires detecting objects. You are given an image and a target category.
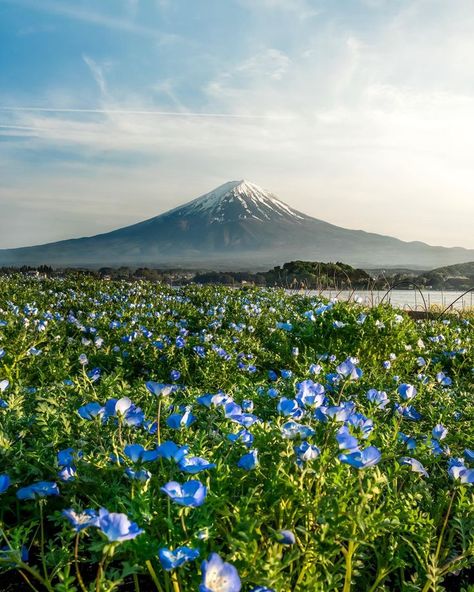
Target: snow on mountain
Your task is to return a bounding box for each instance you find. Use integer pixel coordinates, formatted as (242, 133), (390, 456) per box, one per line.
(165, 180), (306, 223)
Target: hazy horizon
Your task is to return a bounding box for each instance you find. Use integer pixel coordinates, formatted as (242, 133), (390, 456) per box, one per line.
(1, 0), (474, 250)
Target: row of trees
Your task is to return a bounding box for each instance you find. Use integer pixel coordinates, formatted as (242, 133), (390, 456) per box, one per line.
(2, 261), (472, 290)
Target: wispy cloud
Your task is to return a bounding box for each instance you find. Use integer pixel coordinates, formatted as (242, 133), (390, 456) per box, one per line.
(0, 0), (177, 43)
(0, 107), (286, 119)
(82, 55), (108, 98)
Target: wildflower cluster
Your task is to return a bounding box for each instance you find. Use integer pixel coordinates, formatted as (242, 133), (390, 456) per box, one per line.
(0, 276), (472, 591)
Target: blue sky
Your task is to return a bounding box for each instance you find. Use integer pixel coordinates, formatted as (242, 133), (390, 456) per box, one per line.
(1, 0), (473, 249)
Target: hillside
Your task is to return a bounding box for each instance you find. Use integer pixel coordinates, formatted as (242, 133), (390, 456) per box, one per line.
(0, 181), (473, 269)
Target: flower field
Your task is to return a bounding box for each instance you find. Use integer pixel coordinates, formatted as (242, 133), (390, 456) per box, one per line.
(0, 276), (473, 592)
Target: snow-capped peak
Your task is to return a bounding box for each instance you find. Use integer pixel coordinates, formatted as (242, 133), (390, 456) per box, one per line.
(168, 180), (306, 223)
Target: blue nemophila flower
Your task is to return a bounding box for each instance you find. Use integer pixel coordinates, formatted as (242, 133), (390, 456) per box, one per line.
(102, 397), (144, 427)
(366, 389), (389, 409)
(268, 370), (278, 381)
(277, 530), (296, 545)
(57, 448), (82, 467)
(432, 424), (448, 441)
(27, 347), (42, 356)
(336, 357), (362, 380)
(277, 397), (302, 418)
(276, 321), (293, 332)
(399, 457), (429, 477)
(436, 372), (452, 386)
(280, 369), (292, 379)
(159, 546), (200, 570)
(448, 459), (474, 484)
(394, 404), (422, 421)
(0, 349), (5, 360)
(97, 508), (143, 542)
(109, 396), (133, 416)
(0, 474), (10, 494)
(167, 408), (196, 429)
(197, 392), (231, 408)
(125, 468), (152, 482)
(200, 553), (241, 592)
(464, 449), (474, 463)
(294, 441), (320, 463)
(224, 401), (242, 417)
(347, 413), (373, 438)
(281, 421), (315, 440)
(295, 380), (325, 408)
(78, 402), (103, 420)
(0, 380), (8, 392)
(398, 432), (417, 450)
(161, 480), (207, 507)
(237, 450), (259, 470)
(250, 588), (275, 592)
(124, 444), (160, 463)
(17, 481), (60, 500)
(309, 363), (322, 375)
(78, 353), (88, 365)
(326, 402), (355, 422)
(398, 383), (417, 401)
(336, 426), (359, 451)
(178, 456), (216, 474)
(87, 367), (101, 382)
(339, 446), (381, 469)
(145, 381), (176, 397)
(59, 466), (76, 482)
(242, 399), (254, 412)
(227, 430), (254, 447)
(417, 373), (429, 384)
(156, 441), (189, 462)
(194, 345), (206, 358)
(267, 387), (279, 399)
(170, 370), (181, 381)
(62, 508), (99, 532)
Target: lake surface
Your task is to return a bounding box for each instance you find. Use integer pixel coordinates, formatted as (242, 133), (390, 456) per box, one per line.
(287, 289), (473, 311)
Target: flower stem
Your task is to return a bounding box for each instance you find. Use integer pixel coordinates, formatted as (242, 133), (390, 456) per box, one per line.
(171, 571), (181, 592)
(343, 540), (356, 592)
(74, 533), (88, 592)
(38, 501), (49, 583)
(157, 399), (162, 446)
(145, 560), (165, 592)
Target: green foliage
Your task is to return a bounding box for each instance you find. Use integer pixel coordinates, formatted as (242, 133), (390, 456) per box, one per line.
(0, 276), (472, 591)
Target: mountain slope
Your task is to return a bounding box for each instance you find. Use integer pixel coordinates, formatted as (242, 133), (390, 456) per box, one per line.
(0, 180), (473, 269)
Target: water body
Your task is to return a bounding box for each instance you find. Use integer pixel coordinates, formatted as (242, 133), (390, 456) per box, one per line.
(288, 289), (473, 311)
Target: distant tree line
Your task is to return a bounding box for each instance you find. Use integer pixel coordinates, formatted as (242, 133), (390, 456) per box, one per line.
(0, 261), (373, 289)
(194, 261), (373, 289)
(1, 260), (472, 290)
(390, 264), (474, 291)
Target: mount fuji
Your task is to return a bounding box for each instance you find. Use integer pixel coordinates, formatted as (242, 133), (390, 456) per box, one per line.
(0, 180), (472, 269)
